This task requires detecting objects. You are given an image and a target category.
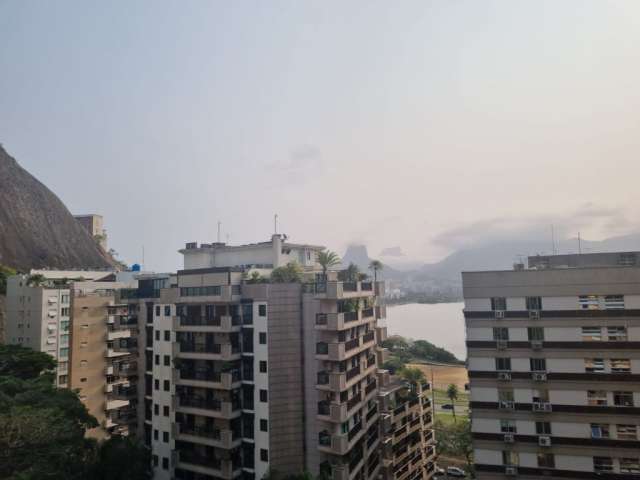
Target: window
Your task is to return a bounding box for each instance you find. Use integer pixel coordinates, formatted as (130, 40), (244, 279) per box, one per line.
(163, 405), (169, 417)
(614, 391), (634, 407)
(500, 419), (516, 433)
(154, 404), (159, 415)
(495, 358), (511, 371)
(591, 423), (609, 438)
(80, 377), (87, 383)
(260, 419), (268, 432)
(60, 320), (69, 332)
(163, 380), (170, 391)
(260, 449), (268, 462)
(608, 326), (628, 341)
(154, 379), (159, 390)
(59, 347), (69, 357)
(152, 455), (158, 467)
(153, 429), (159, 440)
(530, 358), (546, 372)
(164, 355), (170, 366)
(155, 330), (160, 341)
(491, 297), (507, 311)
(537, 453), (555, 469)
(260, 389), (268, 402)
(611, 359), (631, 373)
(581, 327), (602, 341)
(604, 295), (625, 309)
(587, 390), (608, 406)
(620, 458), (640, 474)
(593, 457), (613, 473)
(164, 306), (171, 316)
(259, 332), (267, 344)
(155, 306), (160, 316)
(163, 431), (169, 443)
(498, 390), (514, 402)
(58, 375), (68, 384)
(162, 457), (169, 470)
(61, 307), (70, 316)
(526, 296), (542, 310)
(502, 451), (518, 466)
(585, 358), (605, 373)
(258, 304), (267, 317)
(580, 295), (625, 310)
(180, 286), (222, 297)
(259, 361), (267, 373)
(527, 327), (544, 341)
(616, 424), (637, 440)
(155, 355), (160, 365)
(61, 294), (70, 304)
(493, 328), (509, 341)
(164, 331), (170, 341)
(536, 422), (551, 435)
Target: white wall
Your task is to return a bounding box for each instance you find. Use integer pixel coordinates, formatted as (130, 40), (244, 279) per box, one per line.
(470, 387), (498, 402)
(474, 449), (502, 465)
(555, 455), (593, 472)
(467, 357), (494, 371)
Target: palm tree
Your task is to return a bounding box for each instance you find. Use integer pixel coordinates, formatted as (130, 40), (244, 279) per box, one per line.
(400, 366), (426, 394)
(369, 260), (383, 283)
(447, 383), (459, 422)
(344, 262), (360, 282)
(317, 250), (341, 276)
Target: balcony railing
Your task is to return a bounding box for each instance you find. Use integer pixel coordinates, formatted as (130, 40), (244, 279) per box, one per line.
(317, 371), (329, 385)
(179, 450), (221, 470)
(179, 342), (222, 354)
(365, 379), (377, 395)
(362, 307), (374, 318)
(361, 282), (373, 291)
(316, 313), (328, 325)
(348, 421), (362, 441)
(347, 392), (362, 412)
(179, 396), (222, 411)
(179, 370), (221, 382)
(366, 404), (378, 422)
(363, 331), (375, 344)
(345, 337), (360, 352)
(343, 282), (358, 292)
(179, 424), (222, 440)
(346, 364), (361, 381)
(344, 311), (358, 323)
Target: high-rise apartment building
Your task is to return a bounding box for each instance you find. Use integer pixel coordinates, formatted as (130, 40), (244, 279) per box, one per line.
(463, 252), (640, 479)
(75, 213), (108, 250)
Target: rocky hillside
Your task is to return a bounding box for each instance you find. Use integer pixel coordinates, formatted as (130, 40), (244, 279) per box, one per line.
(0, 144), (114, 271)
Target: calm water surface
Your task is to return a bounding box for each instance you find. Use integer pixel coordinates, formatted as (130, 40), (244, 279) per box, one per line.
(385, 302), (466, 360)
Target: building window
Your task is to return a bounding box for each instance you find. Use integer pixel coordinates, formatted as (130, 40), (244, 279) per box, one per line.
(153, 429), (158, 440)
(58, 375), (68, 384)
(155, 306), (160, 316)
(163, 380), (170, 391)
(80, 377), (87, 383)
(154, 379), (159, 390)
(580, 295), (625, 310)
(259, 332), (267, 344)
(608, 326), (628, 341)
(537, 453), (554, 468)
(498, 390), (514, 402)
(581, 327), (602, 341)
(526, 296), (542, 310)
(260, 449), (268, 462)
(164, 306), (171, 316)
(61, 307), (70, 316)
(591, 423), (609, 438)
(155, 330), (160, 341)
(620, 458), (640, 474)
(491, 297), (507, 311)
(495, 358), (511, 371)
(502, 451), (518, 466)
(152, 455), (158, 467)
(59, 348), (69, 357)
(614, 391), (634, 407)
(593, 457), (613, 473)
(180, 286), (222, 297)
(162, 457), (169, 470)
(258, 305), (267, 317)
(163, 431), (169, 442)
(260, 419), (268, 432)
(163, 406), (169, 417)
(611, 359), (631, 373)
(60, 320), (69, 332)
(260, 389), (268, 402)
(536, 422), (551, 435)
(587, 390), (607, 406)
(493, 328), (509, 341)
(585, 358), (605, 373)
(155, 355), (160, 365)
(164, 331), (170, 341)
(530, 358), (546, 372)
(164, 355), (170, 366)
(616, 424), (637, 440)
(61, 294), (70, 304)
(259, 361), (267, 373)
(527, 327), (544, 341)
(500, 419), (516, 433)
(154, 404), (159, 415)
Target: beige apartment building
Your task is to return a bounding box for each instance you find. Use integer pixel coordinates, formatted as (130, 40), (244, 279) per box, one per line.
(75, 213), (107, 250)
(463, 252), (640, 479)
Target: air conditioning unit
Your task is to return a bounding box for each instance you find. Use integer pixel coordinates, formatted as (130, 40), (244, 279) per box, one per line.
(505, 466), (518, 476)
(495, 310), (505, 319)
(533, 402), (552, 412)
(529, 310), (540, 319)
(532, 372), (547, 382)
(503, 433), (515, 443)
(499, 401), (515, 410)
(538, 435), (552, 447)
(497, 372), (512, 381)
(496, 339), (508, 350)
(530, 340), (543, 350)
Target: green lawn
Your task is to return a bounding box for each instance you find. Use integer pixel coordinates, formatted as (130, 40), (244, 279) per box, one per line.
(433, 388), (469, 408)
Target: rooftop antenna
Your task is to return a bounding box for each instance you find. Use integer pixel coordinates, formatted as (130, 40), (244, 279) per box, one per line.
(551, 225), (557, 255)
(578, 232), (582, 254)
(217, 221), (221, 243)
(274, 214), (278, 234)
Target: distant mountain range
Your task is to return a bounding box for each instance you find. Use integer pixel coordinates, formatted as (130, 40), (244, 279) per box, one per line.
(342, 234), (640, 287)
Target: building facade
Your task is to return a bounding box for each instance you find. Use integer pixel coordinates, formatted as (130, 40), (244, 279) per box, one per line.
(75, 213), (107, 250)
(463, 252), (640, 479)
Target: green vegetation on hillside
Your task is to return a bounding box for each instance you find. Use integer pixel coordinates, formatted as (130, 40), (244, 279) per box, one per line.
(381, 335), (462, 373)
(0, 264), (17, 295)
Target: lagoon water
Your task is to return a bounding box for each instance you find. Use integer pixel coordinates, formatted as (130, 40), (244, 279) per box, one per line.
(385, 302), (466, 360)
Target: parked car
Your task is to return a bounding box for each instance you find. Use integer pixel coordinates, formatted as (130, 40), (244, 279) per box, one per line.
(446, 466), (466, 477)
(441, 404), (454, 410)
(433, 466), (446, 477)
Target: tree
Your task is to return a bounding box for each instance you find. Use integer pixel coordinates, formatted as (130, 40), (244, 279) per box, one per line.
(434, 418), (473, 474)
(270, 262), (303, 283)
(381, 357), (406, 374)
(368, 260), (383, 283)
(26, 274), (46, 287)
(316, 250), (341, 276)
(342, 263), (360, 282)
(89, 436), (152, 480)
(399, 366), (425, 385)
(0, 345), (56, 380)
(447, 383), (459, 422)
(0, 264), (16, 295)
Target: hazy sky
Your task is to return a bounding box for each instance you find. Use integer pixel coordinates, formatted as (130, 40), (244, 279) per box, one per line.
(2, 1), (640, 271)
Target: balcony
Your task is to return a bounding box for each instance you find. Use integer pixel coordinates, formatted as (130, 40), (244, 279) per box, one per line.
(177, 451), (239, 479)
(176, 369), (241, 389)
(317, 361), (376, 391)
(175, 342), (241, 361)
(176, 396), (241, 419)
(106, 348), (130, 358)
(175, 315), (242, 333)
(106, 398), (130, 410)
(176, 423), (240, 448)
(315, 310), (375, 331)
(178, 285), (238, 303)
(318, 421), (365, 455)
(323, 281), (376, 299)
(107, 325), (132, 341)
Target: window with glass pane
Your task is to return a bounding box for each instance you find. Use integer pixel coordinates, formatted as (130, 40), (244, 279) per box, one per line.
(604, 295), (625, 309)
(491, 297), (507, 311)
(611, 359), (631, 373)
(493, 328), (509, 341)
(502, 451), (518, 466)
(585, 358), (605, 373)
(526, 296), (542, 310)
(594, 457), (613, 473)
(616, 425), (637, 440)
(607, 326), (628, 341)
(530, 358), (546, 372)
(620, 458), (640, 474)
(495, 358), (511, 371)
(581, 327), (602, 341)
(587, 391), (608, 406)
(532, 390), (549, 403)
(614, 391), (634, 407)
(500, 420), (516, 433)
(537, 453), (555, 468)
(591, 423), (610, 438)
(580, 295), (600, 310)
(498, 390), (514, 402)
(536, 422), (551, 435)
(527, 327), (544, 341)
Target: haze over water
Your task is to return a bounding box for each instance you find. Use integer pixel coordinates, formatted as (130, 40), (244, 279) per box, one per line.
(385, 302), (466, 361)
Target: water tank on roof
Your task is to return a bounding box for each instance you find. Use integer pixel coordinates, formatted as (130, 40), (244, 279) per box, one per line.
(131, 264), (141, 272)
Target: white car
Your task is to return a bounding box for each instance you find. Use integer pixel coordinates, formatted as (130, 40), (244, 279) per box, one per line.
(446, 466), (466, 478)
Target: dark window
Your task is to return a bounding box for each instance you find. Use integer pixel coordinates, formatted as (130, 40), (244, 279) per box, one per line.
(163, 431), (169, 443)
(259, 361), (267, 373)
(162, 457), (169, 470)
(163, 380), (170, 391)
(155, 355), (159, 365)
(260, 419), (268, 432)
(152, 455), (159, 467)
(260, 389), (268, 402)
(164, 330), (170, 341)
(491, 297), (507, 311)
(526, 296), (542, 310)
(153, 429), (158, 440)
(495, 358), (511, 371)
(536, 422), (551, 435)
(164, 306), (171, 316)
(163, 405), (169, 417)
(155, 306), (160, 316)
(154, 404), (159, 415)
(537, 453), (555, 468)
(493, 327), (509, 341)
(258, 305), (267, 317)
(164, 355), (170, 366)
(260, 449), (268, 462)
(154, 379), (159, 390)
(155, 330), (160, 341)
(530, 358), (546, 372)
(259, 332), (267, 344)
(528, 327), (544, 341)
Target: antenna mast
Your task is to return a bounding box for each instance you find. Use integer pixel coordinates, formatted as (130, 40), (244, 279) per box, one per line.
(274, 214), (278, 234)
(551, 225), (556, 255)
